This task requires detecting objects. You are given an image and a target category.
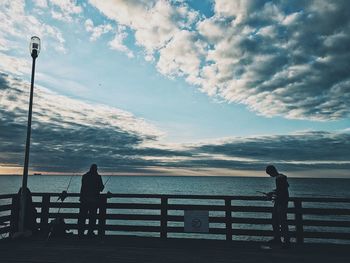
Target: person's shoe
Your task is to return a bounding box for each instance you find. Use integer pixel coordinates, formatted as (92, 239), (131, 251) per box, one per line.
(281, 242), (291, 249)
(267, 238), (282, 244)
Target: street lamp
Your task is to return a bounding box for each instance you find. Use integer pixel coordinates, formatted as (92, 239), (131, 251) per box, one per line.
(18, 36), (41, 233)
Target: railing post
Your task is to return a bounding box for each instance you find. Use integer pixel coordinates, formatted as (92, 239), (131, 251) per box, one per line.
(10, 196), (18, 235)
(98, 195), (107, 237)
(160, 197), (168, 239)
(294, 200), (304, 244)
(40, 194), (50, 234)
(225, 198), (232, 241)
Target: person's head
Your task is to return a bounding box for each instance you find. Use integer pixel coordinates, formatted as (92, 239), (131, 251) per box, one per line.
(266, 165), (279, 177)
(89, 164), (98, 174)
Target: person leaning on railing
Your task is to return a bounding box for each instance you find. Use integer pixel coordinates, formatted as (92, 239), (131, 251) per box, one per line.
(77, 164), (104, 238)
(265, 165), (290, 249)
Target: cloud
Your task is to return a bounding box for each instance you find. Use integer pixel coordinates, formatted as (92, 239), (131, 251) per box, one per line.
(2, 70), (348, 174)
(33, 0), (48, 9)
(49, 0), (82, 14)
(0, 72), (169, 171)
(199, 0), (350, 121)
(0, 0), (66, 54)
(186, 131), (350, 170)
(137, 130), (350, 172)
(108, 25), (134, 58)
(88, 0), (350, 121)
(1, 1), (349, 177)
(156, 30), (204, 81)
(85, 19), (113, 41)
(49, 0), (82, 22)
(88, 0), (200, 57)
(0, 53), (30, 76)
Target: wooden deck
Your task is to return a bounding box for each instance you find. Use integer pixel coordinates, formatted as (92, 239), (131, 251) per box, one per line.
(1, 236), (350, 263)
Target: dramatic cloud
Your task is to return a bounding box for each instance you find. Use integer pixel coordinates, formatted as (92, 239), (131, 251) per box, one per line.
(0, 72), (169, 172)
(1, 1), (349, 176)
(1, 70), (349, 174)
(88, 0), (200, 59)
(89, 0), (350, 121)
(186, 131), (350, 171)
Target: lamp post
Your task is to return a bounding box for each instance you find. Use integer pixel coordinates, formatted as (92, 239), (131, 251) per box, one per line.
(18, 36), (41, 232)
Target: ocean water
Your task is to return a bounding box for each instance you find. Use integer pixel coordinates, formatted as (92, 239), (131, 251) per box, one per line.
(1, 175), (350, 197)
(1, 175), (350, 243)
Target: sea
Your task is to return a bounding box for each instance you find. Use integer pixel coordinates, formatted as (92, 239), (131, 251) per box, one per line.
(1, 175), (350, 243)
(1, 175), (350, 197)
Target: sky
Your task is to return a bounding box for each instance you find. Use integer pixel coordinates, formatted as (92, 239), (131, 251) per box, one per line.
(0, 0), (349, 177)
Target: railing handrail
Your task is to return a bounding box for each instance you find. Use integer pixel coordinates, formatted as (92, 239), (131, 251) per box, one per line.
(22, 192), (350, 203)
(0, 194), (16, 199)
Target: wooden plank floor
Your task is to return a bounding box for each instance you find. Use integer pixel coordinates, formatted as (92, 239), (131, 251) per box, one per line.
(1, 236), (350, 263)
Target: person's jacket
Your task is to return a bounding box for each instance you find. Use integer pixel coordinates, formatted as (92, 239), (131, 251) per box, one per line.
(274, 174), (289, 203)
(80, 172), (104, 203)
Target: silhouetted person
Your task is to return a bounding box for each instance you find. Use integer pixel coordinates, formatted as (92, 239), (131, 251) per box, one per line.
(11, 187), (38, 237)
(266, 165), (290, 248)
(78, 164), (104, 237)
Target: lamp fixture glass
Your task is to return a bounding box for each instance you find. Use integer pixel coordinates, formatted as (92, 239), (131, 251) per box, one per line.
(29, 36), (41, 58)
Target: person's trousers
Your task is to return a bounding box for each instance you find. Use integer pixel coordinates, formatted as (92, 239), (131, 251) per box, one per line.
(272, 201), (290, 243)
(78, 201), (98, 236)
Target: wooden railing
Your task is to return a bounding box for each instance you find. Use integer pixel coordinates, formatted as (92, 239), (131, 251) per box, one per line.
(1, 193), (350, 243)
(0, 194), (15, 238)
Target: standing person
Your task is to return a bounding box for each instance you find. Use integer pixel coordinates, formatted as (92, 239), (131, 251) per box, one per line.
(78, 164), (104, 238)
(265, 165), (290, 248)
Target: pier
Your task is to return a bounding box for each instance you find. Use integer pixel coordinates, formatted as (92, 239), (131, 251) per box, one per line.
(1, 193), (350, 262)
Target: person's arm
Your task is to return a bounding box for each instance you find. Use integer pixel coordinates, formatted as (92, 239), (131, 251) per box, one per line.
(80, 176), (84, 194)
(98, 175), (104, 192)
(266, 189), (276, 200)
(79, 175), (85, 201)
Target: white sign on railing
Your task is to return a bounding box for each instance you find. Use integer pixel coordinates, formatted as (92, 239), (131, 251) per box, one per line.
(184, 210), (209, 233)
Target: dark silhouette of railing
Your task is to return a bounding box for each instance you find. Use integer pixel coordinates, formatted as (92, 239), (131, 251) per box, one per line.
(0, 194), (13, 238)
(1, 193), (350, 242)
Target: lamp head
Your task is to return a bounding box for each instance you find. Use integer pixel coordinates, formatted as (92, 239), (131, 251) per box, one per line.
(29, 36), (41, 58)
